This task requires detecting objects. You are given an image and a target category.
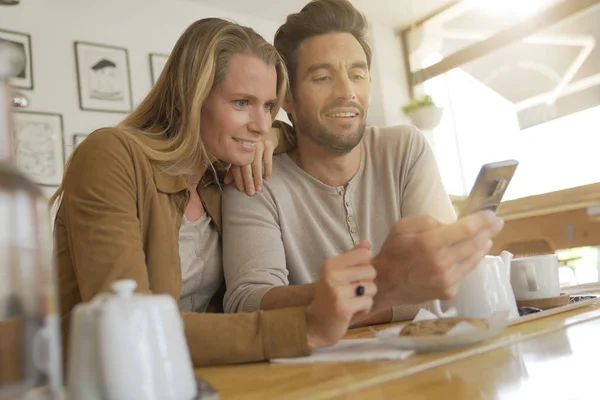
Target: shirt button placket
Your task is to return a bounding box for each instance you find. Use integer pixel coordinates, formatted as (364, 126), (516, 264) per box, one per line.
(344, 192), (359, 245)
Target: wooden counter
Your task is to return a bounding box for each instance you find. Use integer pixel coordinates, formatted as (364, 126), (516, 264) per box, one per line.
(342, 306), (600, 399)
(472, 183), (600, 254)
(195, 298), (600, 399)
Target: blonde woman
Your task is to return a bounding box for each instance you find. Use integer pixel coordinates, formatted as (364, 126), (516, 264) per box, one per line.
(52, 18), (377, 367)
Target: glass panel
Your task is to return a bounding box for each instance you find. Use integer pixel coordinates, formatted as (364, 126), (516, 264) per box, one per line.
(407, 0), (565, 73)
(418, 4), (600, 200)
(556, 246), (600, 286)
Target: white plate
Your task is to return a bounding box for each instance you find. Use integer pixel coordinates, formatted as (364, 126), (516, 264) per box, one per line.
(375, 323), (507, 352)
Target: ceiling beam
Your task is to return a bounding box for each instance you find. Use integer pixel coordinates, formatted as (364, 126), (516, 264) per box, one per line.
(412, 0), (600, 86)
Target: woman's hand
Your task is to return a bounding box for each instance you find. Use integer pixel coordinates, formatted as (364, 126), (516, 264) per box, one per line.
(224, 140), (274, 196)
(305, 241), (377, 349)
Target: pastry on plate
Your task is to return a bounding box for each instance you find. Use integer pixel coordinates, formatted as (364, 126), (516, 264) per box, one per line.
(399, 317), (488, 336)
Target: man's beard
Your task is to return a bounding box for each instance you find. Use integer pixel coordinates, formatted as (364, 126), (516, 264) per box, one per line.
(296, 114), (366, 155)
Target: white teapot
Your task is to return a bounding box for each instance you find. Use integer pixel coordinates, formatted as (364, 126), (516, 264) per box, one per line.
(67, 280), (197, 400)
(430, 251), (520, 321)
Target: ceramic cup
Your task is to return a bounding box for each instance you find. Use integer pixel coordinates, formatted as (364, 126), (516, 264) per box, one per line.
(511, 254), (560, 300)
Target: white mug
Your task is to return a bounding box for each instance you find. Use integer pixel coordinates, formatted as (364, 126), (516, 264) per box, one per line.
(511, 254), (560, 300)
(428, 253), (520, 321)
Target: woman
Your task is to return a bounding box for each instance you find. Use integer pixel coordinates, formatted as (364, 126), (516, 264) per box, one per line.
(52, 18), (376, 367)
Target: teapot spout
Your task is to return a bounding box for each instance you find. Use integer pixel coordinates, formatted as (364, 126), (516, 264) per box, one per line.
(500, 250), (514, 278)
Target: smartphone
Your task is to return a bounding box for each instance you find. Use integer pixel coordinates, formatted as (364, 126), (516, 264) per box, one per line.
(459, 159), (518, 217)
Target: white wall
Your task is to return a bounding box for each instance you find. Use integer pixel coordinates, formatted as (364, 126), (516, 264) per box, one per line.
(0, 0), (281, 196)
(370, 23), (412, 127)
(1, 0), (410, 197)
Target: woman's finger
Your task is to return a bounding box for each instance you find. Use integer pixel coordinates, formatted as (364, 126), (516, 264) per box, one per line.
(241, 164), (255, 196)
(252, 141), (264, 192)
(230, 166), (245, 192)
(263, 140), (274, 182)
(223, 169), (233, 185)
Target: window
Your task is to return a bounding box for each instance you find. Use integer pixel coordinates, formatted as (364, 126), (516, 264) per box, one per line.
(401, 0), (600, 200)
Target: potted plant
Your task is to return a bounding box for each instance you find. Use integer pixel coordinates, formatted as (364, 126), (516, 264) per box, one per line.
(402, 94), (444, 130)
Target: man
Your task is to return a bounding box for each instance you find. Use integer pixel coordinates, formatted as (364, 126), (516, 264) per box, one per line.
(222, 0), (503, 324)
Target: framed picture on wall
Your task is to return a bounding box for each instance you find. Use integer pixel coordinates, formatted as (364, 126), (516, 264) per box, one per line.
(72, 133), (88, 148)
(0, 29), (33, 90)
(12, 111), (65, 186)
(149, 53), (169, 85)
(74, 41), (133, 113)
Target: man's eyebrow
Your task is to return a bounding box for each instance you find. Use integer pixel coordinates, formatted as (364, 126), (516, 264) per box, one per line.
(303, 61), (368, 76)
(303, 63), (334, 76)
(349, 61), (368, 70)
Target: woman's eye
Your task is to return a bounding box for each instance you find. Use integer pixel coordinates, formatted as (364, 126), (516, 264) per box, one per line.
(264, 102), (275, 111)
(351, 75), (365, 81)
(314, 76), (331, 83)
(234, 100), (250, 108)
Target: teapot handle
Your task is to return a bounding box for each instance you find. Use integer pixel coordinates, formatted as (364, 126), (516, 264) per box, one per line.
(31, 323), (49, 373)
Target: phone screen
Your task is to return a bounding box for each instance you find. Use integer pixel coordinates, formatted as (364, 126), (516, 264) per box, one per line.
(459, 160), (518, 217)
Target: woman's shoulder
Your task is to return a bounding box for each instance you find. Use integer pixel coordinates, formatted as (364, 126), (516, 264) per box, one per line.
(81, 127), (135, 151)
(68, 127), (152, 176)
(76, 127), (155, 162)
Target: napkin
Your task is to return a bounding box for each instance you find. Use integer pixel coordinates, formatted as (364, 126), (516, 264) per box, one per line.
(411, 307), (510, 335)
(270, 338), (414, 364)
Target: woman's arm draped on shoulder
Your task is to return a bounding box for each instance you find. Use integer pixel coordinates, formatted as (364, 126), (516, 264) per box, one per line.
(61, 130), (310, 365)
(224, 122), (294, 193)
(222, 183), (298, 313)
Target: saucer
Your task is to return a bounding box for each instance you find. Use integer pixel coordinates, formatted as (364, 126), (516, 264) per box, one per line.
(375, 323), (506, 353)
(516, 293), (570, 310)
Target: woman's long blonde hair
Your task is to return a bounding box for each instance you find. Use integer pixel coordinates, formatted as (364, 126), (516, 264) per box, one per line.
(51, 18), (287, 206)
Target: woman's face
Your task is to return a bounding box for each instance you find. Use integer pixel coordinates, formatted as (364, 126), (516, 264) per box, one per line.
(201, 54), (277, 167)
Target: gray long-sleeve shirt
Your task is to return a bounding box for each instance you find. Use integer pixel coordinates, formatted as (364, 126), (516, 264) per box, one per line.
(222, 125), (456, 321)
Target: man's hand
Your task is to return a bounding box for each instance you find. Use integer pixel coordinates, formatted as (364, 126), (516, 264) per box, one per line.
(305, 241), (377, 349)
(372, 210), (504, 309)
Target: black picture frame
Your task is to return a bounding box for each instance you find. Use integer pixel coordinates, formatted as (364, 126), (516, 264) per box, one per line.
(12, 111), (65, 186)
(149, 53), (169, 85)
(72, 133), (88, 148)
(74, 41), (133, 113)
(0, 29), (33, 90)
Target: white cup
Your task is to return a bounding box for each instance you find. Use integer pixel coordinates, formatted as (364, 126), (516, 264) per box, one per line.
(511, 254), (560, 300)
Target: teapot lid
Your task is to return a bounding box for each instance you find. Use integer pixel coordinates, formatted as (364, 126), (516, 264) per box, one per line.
(111, 280), (137, 298)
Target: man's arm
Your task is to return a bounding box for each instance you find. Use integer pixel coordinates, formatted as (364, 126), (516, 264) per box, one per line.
(222, 182), (316, 313)
(222, 184), (395, 325)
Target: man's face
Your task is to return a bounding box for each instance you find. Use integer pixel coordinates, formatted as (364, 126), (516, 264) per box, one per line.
(285, 32), (370, 155)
